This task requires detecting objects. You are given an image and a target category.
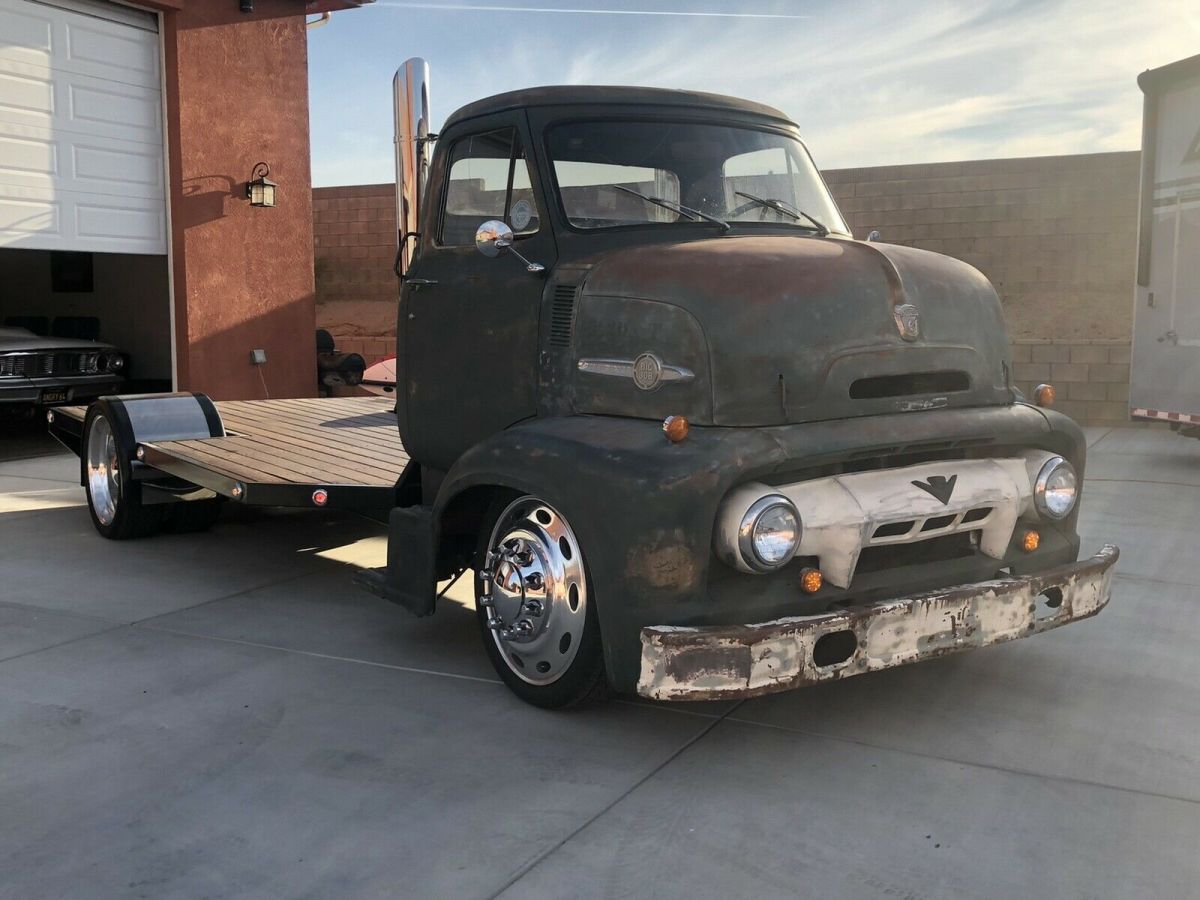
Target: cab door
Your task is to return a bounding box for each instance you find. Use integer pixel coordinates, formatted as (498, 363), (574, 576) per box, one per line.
(401, 115), (558, 471)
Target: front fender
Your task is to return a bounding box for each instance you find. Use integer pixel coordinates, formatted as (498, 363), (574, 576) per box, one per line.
(436, 415), (786, 691)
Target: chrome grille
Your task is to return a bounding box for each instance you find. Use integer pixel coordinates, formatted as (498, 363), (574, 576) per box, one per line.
(869, 506), (994, 545)
(0, 351), (99, 378)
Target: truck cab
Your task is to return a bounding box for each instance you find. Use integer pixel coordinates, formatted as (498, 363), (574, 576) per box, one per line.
(382, 62), (1117, 707)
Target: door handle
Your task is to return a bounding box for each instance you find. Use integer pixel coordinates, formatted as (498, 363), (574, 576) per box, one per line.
(404, 278), (439, 286)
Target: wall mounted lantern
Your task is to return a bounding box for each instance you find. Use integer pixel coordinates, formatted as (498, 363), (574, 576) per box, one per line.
(246, 162), (277, 208)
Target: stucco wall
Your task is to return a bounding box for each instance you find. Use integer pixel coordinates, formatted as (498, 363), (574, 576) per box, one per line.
(162, 2), (317, 400)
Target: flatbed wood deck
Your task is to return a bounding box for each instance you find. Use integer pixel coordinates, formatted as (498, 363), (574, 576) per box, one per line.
(56, 397), (408, 513)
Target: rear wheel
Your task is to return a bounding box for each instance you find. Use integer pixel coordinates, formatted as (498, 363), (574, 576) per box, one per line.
(474, 495), (608, 708)
(83, 407), (164, 540)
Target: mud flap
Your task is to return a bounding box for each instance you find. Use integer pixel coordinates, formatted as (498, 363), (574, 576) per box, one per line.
(354, 505), (437, 617)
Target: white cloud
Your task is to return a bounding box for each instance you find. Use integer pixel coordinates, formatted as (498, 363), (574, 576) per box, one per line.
(310, 0), (1200, 184)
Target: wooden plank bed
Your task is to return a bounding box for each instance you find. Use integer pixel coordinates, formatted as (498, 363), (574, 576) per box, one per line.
(55, 397), (409, 511)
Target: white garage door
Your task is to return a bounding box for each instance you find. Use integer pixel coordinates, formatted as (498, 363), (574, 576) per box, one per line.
(0, 0), (165, 254)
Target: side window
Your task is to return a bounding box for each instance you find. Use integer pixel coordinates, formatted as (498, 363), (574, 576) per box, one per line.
(440, 127), (540, 246)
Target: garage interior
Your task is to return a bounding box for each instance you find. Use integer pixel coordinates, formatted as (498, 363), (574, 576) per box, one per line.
(1, 0), (172, 392)
(0, 249), (171, 390)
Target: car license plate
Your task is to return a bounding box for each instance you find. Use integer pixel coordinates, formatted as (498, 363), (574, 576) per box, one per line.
(40, 389), (68, 404)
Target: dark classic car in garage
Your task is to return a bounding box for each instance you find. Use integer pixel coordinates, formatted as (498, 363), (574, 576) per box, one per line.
(0, 326), (127, 411)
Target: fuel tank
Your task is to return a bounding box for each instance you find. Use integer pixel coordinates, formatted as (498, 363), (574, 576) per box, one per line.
(563, 235), (1014, 426)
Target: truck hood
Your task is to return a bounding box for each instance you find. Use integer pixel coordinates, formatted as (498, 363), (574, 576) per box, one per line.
(563, 236), (1013, 426)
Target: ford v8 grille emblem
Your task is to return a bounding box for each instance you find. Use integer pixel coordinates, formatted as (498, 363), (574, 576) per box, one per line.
(911, 474), (956, 505)
(894, 303), (920, 341)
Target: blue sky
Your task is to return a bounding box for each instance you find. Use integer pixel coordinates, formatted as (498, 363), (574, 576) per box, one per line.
(307, 0), (1199, 186)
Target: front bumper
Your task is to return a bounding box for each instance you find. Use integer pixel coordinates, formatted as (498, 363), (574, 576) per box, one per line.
(638, 544), (1118, 701)
(0, 375), (123, 405)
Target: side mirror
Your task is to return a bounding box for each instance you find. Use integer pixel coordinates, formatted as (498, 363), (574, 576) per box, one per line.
(474, 219), (545, 274)
(475, 219), (514, 258)
(866, 230), (882, 242)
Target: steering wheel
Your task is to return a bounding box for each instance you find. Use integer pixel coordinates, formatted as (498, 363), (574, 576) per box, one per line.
(726, 197), (793, 220)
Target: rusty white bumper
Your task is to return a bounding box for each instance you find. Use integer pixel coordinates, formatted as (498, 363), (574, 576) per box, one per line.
(637, 545), (1119, 701)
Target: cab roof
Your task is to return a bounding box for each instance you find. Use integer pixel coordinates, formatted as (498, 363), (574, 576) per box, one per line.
(442, 85), (795, 131)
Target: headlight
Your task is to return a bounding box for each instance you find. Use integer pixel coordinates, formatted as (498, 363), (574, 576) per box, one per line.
(1034, 456), (1077, 520)
(738, 495), (801, 571)
(103, 353), (126, 373)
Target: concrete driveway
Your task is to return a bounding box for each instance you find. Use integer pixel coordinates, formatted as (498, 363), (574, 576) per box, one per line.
(1, 424), (1197, 899)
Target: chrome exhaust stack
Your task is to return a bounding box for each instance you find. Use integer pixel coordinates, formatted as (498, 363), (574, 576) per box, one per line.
(393, 57), (432, 280)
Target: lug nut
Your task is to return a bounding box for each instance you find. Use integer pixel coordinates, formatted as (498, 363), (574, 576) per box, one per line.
(522, 599), (544, 617)
(513, 620), (535, 638)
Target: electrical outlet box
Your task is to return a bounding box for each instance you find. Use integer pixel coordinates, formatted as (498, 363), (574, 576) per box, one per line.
(250, 349), (267, 365)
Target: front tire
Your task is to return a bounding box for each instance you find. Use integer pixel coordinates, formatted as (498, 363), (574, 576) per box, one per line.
(474, 495), (608, 709)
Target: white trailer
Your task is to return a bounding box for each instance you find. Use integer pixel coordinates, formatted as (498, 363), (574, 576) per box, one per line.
(1130, 53), (1200, 436)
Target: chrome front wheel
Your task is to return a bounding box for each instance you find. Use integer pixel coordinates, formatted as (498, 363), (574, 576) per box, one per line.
(480, 497), (587, 684)
(475, 495), (607, 707)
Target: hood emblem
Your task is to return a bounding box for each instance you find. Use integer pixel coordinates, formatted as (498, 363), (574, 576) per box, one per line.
(894, 303), (920, 341)
(912, 474), (957, 505)
(577, 354), (694, 391)
(632, 353), (664, 391)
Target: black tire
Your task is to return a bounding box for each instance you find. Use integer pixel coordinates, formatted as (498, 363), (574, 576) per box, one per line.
(474, 493), (609, 709)
(82, 404), (165, 540)
(164, 498), (223, 533)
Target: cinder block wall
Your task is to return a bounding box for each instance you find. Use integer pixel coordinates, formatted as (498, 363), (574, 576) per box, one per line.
(1008, 339), (1133, 425)
(313, 183), (397, 352)
(823, 151), (1141, 425)
(315, 152), (1143, 422)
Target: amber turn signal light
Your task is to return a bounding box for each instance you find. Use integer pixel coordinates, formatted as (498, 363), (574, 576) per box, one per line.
(799, 567), (823, 594)
(1021, 529), (1040, 553)
(663, 415), (689, 443)
(1032, 383), (1056, 407)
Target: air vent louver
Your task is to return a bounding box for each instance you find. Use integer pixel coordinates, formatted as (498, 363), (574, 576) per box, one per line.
(549, 283), (579, 348)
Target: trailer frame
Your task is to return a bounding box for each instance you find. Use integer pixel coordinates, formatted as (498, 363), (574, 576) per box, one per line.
(49, 396), (410, 522)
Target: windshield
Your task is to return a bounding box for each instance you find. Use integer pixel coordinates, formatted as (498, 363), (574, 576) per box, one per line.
(547, 120), (849, 235)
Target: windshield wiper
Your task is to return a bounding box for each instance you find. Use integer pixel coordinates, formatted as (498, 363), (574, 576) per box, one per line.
(611, 184), (730, 232)
(733, 190), (829, 236)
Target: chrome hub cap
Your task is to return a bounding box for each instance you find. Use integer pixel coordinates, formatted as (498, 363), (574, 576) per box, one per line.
(85, 414), (120, 526)
(480, 498), (587, 685)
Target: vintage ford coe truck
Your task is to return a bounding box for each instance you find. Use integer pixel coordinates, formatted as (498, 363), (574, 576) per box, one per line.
(55, 60), (1117, 708)
(373, 60), (1117, 706)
